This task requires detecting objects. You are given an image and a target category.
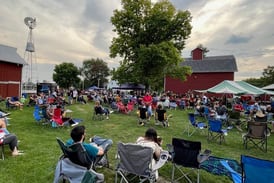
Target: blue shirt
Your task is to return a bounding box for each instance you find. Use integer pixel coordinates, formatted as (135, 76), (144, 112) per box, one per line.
(66, 139), (99, 160)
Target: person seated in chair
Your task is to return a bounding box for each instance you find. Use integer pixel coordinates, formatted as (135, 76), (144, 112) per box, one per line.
(0, 110), (11, 126)
(27, 94), (37, 107)
(138, 104), (148, 126)
(216, 105), (228, 122)
(66, 126), (113, 167)
(0, 118), (23, 156)
(254, 110), (267, 122)
(155, 104), (169, 127)
(94, 101), (111, 119)
(7, 97), (24, 110)
(136, 128), (164, 180)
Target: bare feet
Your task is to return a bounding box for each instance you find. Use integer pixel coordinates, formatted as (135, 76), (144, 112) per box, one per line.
(12, 147), (24, 156)
(12, 151), (24, 156)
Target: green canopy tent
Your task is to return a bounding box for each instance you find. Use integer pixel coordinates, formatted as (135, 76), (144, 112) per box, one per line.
(262, 84), (274, 91)
(206, 80), (246, 95)
(206, 80), (274, 95)
(235, 81), (274, 95)
(203, 80), (274, 106)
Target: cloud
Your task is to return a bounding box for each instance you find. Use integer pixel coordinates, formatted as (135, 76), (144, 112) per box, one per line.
(1, 0), (274, 83)
(225, 34), (252, 44)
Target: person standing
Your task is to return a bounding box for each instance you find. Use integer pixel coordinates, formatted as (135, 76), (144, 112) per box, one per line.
(142, 91), (153, 119)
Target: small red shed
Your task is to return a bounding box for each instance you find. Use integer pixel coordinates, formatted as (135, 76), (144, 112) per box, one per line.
(165, 48), (238, 94)
(0, 44), (27, 98)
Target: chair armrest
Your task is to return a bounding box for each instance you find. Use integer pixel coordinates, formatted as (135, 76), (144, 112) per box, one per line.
(153, 150), (170, 171)
(197, 149), (211, 163)
(166, 144), (174, 153)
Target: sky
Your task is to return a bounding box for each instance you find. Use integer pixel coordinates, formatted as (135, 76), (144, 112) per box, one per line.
(1, 0), (274, 83)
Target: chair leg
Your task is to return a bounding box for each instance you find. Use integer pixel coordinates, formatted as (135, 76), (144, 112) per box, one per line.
(197, 169), (200, 183)
(1, 145), (4, 160)
(171, 163), (175, 183)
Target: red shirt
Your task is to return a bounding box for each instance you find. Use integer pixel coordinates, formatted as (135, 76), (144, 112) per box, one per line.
(143, 95), (152, 106)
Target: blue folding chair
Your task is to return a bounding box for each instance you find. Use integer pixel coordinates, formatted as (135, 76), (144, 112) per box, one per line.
(241, 155), (274, 183)
(184, 113), (207, 136)
(33, 105), (49, 124)
(207, 119), (228, 144)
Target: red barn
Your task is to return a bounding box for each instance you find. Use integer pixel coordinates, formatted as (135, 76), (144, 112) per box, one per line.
(0, 44), (27, 98)
(165, 48), (238, 94)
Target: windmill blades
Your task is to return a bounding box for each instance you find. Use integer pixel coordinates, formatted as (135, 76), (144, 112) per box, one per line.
(24, 17), (36, 29)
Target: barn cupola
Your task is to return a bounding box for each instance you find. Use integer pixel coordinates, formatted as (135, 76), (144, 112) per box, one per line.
(191, 47), (204, 60)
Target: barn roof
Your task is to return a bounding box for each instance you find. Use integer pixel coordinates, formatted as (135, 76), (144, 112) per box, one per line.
(181, 55), (237, 73)
(0, 44), (27, 65)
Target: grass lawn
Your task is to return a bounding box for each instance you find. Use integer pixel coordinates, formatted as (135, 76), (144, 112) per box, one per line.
(1, 100), (273, 183)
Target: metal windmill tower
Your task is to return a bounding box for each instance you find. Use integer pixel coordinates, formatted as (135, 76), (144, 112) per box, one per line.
(23, 17), (37, 84)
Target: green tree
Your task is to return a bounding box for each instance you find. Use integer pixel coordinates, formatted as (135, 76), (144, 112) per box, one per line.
(80, 58), (110, 88)
(53, 62), (80, 89)
(244, 65), (274, 87)
(110, 0), (192, 91)
(244, 77), (265, 87)
(262, 66), (274, 86)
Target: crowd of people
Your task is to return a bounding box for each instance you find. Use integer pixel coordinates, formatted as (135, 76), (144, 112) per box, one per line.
(2, 88), (274, 182)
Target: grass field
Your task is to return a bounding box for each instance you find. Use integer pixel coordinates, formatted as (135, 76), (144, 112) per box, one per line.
(1, 100), (273, 183)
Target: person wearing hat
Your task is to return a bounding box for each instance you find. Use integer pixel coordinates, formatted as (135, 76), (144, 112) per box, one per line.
(254, 110), (267, 122)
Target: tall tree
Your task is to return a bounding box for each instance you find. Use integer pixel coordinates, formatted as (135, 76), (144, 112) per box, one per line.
(53, 62), (80, 89)
(80, 58), (110, 88)
(110, 0), (192, 90)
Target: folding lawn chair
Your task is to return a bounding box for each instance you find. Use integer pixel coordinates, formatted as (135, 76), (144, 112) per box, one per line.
(184, 113), (207, 136)
(0, 129), (6, 160)
(241, 155), (274, 183)
(115, 142), (169, 183)
(227, 110), (244, 131)
(54, 138), (104, 183)
(51, 107), (66, 127)
(92, 106), (106, 121)
(207, 119), (228, 144)
(168, 138), (211, 183)
(117, 101), (128, 114)
(126, 101), (135, 113)
(242, 121), (268, 152)
(33, 105), (49, 125)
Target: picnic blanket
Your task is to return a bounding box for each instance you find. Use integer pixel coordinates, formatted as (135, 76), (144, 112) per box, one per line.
(200, 156), (242, 182)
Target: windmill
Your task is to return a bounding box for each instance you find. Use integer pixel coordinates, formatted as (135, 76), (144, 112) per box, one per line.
(23, 17), (37, 85)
